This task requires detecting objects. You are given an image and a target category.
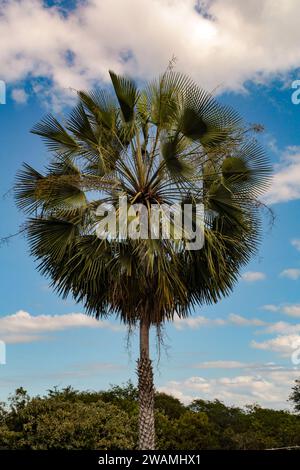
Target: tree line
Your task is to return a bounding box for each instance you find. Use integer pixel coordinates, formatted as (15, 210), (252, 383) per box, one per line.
(1, 380), (300, 450)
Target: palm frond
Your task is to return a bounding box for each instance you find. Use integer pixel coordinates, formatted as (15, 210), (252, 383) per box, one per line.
(66, 103), (97, 145)
(78, 89), (116, 130)
(15, 163), (45, 214)
(161, 134), (193, 179)
(27, 217), (78, 264)
(146, 71), (191, 129)
(222, 141), (272, 196)
(31, 115), (79, 157)
(109, 70), (138, 123)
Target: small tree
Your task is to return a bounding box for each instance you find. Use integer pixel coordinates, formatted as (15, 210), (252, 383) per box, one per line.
(289, 378), (300, 412)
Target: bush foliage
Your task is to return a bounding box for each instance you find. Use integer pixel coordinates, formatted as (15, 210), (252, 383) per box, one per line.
(1, 382), (300, 450)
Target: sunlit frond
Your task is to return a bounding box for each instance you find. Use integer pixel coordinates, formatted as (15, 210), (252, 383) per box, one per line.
(109, 70), (139, 123)
(31, 115), (80, 157)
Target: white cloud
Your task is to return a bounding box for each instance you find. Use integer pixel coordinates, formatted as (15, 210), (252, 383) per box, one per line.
(173, 314), (226, 330)
(264, 146), (300, 204)
(0, 310), (275, 341)
(174, 313), (267, 329)
(291, 239), (300, 251)
(251, 334), (300, 356)
(280, 268), (300, 280)
(282, 305), (300, 317)
(159, 367), (299, 408)
(0, 310), (122, 343)
(262, 321), (300, 335)
(261, 303), (300, 317)
(11, 88), (28, 103)
(228, 313), (266, 326)
(241, 271), (266, 282)
(2, 0), (300, 105)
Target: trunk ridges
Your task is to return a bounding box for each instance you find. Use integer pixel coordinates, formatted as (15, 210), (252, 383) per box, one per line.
(137, 354), (155, 450)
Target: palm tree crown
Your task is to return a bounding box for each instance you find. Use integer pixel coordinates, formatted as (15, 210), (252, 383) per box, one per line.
(15, 70), (271, 327)
(15, 70), (271, 449)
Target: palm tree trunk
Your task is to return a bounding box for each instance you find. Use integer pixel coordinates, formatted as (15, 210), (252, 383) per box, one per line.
(137, 316), (155, 450)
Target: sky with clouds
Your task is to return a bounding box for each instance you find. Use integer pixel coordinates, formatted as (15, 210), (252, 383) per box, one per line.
(1, 0), (300, 410)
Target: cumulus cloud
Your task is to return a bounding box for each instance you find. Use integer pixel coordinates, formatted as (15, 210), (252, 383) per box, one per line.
(280, 268), (300, 280)
(241, 271), (266, 282)
(0, 310), (122, 343)
(262, 321), (300, 335)
(173, 314), (226, 330)
(282, 305), (300, 317)
(11, 88), (28, 103)
(264, 146), (300, 205)
(261, 303), (300, 317)
(172, 305), (300, 363)
(2, 0), (300, 105)
(251, 334), (300, 356)
(159, 367), (300, 408)
(0, 309), (287, 342)
(228, 313), (266, 326)
(174, 313), (267, 329)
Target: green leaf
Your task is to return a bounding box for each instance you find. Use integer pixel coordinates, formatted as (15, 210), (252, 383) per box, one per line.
(31, 115), (79, 157)
(78, 90), (116, 130)
(222, 142), (272, 196)
(161, 134), (193, 179)
(27, 217), (77, 263)
(67, 103), (97, 144)
(36, 177), (87, 211)
(15, 163), (45, 214)
(179, 107), (208, 140)
(109, 71), (138, 122)
(146, 71), (191, 128)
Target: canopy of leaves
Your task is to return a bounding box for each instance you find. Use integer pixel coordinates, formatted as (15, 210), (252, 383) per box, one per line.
(15, 70), (272, 326)
(1, 383), (300, 450)
(289, 379), (300, 413)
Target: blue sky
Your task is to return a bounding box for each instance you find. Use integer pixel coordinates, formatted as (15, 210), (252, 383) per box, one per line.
(1, 0), (300, 409)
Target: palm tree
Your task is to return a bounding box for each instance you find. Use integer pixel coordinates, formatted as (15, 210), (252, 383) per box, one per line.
(15, 70), (271, 449)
